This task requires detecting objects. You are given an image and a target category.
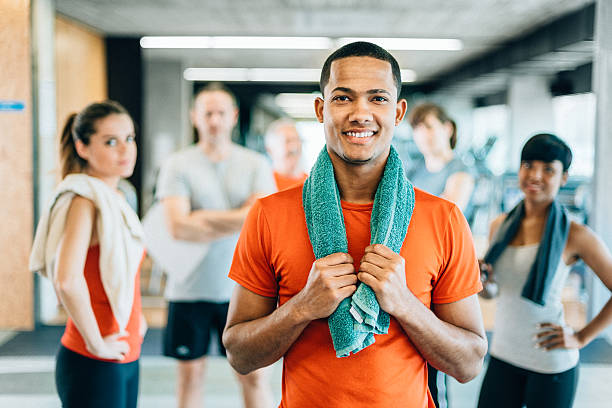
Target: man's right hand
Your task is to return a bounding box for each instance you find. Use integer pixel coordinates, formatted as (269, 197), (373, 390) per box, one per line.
(294, 253), (357, 321)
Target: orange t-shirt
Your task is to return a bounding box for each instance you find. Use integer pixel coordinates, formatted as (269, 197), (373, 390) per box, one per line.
(229, 186), (482, 408)
(61, 245), (144, 363)
(273, 171), (308, 191)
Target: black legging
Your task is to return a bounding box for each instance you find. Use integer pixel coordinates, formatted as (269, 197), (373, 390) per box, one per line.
(478, 356), (578, 408)
(55, 345), (140, 408)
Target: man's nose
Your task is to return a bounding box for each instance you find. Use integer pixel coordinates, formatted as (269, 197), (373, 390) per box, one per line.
(349, 98), (373, 123)
(208, 113), (222, 126)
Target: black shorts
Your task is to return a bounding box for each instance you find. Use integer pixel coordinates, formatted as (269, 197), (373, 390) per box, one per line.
(163, 301), (229, 360)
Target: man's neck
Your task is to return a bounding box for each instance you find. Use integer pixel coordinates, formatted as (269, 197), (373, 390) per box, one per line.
(198, 136), (232, 162)
(330, 152), (387, 204)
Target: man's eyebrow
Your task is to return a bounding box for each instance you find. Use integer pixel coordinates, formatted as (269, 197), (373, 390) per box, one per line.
(330, 87), (354, 94)
(367, 89), (392, 96)
(329, 87), (392, 96)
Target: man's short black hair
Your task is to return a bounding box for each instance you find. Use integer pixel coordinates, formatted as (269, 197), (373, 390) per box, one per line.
(521, 133), (572, 172)
(319, 41), (402, 99)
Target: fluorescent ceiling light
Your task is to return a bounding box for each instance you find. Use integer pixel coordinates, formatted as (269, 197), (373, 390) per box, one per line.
(337, 37), (463, 51)
(141, 36), (209, 48)
(249, 68), (321, 82)
(282, 107), (318, 119)
(275, 93), (321, 108)
(275, 93), (321, 119)
(184, 68), (249, 81)
(214, 36), (332, 49)
(185, 68), (416, 83)
(141, 36), (332, 49)
(141, 36), (461, 51)
(184, 68), (320, 82)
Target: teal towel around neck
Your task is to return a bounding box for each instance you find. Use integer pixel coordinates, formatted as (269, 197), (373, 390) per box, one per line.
(302, 145), (414, 357)
(483, 199), (570, 305)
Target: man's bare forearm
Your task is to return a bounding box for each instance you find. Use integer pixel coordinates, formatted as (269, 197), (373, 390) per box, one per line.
(223, 294), (312, 374)
(395, 299), (487, 383)
(169, 207), (249, 242)
(193, 208), (249, 232)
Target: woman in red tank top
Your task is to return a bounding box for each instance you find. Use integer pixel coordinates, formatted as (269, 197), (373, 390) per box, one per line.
(34, 101), (146, 408)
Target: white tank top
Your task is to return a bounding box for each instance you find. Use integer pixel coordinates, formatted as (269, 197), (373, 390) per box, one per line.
(489, 244), (579, 373)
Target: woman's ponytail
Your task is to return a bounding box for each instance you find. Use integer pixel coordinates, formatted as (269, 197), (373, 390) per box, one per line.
(59, 113), (85, 179)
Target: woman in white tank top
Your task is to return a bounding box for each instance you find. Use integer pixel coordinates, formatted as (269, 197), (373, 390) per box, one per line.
(477, 134), (612, 408)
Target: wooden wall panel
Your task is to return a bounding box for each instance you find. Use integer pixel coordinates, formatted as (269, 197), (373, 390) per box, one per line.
(0, 0), (34, 329)
(55, 15), (107, 130)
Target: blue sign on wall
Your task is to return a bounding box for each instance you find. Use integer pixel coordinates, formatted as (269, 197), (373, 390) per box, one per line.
(0, 101), (26, 112)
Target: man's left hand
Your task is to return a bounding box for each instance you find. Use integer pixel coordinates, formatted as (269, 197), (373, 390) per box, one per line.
(357, 244), (414, 316)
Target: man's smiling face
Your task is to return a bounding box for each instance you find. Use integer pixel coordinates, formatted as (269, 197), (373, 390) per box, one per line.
(315, 56), (406, 167)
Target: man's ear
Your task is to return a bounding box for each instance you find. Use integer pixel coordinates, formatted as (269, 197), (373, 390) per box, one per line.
(395, 99), (408, 125)
(232, 107), (239, 127)
(314, 97), (325, 124)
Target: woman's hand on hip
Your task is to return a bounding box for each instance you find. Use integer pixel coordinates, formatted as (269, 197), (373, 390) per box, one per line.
(535, 323), (585, 350)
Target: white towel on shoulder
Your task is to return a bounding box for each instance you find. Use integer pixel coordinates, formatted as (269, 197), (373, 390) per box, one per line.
(29, 174), (145, 331)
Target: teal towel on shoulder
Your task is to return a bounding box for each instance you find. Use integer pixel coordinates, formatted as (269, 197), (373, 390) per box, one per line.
(303, 146), (414, 357)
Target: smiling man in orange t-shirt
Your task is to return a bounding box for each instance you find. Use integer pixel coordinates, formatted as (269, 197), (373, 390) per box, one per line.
(223, 41), (487, 408)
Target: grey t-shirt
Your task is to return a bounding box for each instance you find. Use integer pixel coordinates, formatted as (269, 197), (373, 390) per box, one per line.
(155, 144), (276, 302)
(407, 156), (475, 221)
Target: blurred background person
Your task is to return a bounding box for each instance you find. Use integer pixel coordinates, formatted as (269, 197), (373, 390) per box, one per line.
(407, 102), (475, 220)
(29, 101), (146, 408)
(156, 83), (275, 408)
(477, 134), (612, 408)
(407, 102), (476, 408)
(264, 118), (308, 191)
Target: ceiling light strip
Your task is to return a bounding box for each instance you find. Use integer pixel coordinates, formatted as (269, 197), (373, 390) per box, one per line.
(142, 36), (332, 49)
(338, 37), (463, 51)
(142, 36), (462, 51)
(184, 68), (416, 83)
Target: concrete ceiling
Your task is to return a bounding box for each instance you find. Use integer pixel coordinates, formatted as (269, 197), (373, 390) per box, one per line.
(56, 0), (594, 83)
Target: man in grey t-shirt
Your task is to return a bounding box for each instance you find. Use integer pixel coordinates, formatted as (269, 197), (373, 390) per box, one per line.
(156, 83), (276, 408)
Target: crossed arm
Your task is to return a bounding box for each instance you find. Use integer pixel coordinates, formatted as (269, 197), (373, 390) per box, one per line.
(162, 194), (259, 242)
(223, 245), (487, 382)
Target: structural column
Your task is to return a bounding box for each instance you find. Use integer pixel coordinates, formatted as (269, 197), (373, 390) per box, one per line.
(588, 0), (612, 342)
(32, 0), (58, 325)
(507, 75), (555, 171)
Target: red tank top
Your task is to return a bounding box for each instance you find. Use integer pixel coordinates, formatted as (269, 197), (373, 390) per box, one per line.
(61, 245), (144, 363)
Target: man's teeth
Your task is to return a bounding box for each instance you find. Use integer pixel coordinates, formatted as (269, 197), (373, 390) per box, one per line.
(346, 131), (374, 138)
